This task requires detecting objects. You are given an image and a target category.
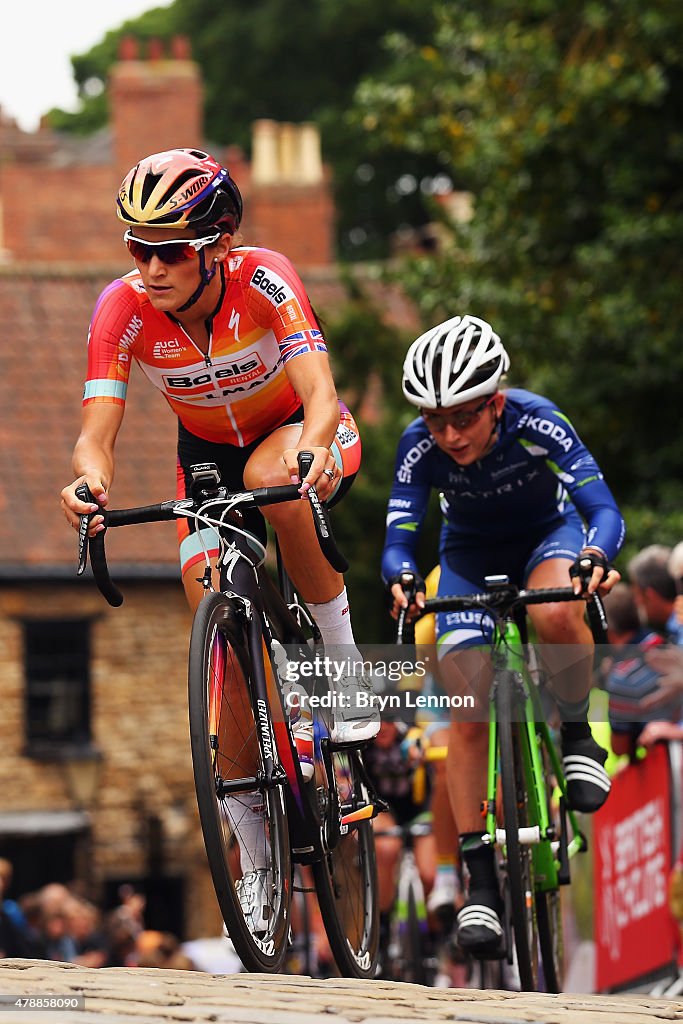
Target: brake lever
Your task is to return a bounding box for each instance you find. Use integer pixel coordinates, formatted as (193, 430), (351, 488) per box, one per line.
(578, 556), (609, 644)
(75, 483), (97, 576)
(397, 572), (417, 645)
(297, 450), (349, 574)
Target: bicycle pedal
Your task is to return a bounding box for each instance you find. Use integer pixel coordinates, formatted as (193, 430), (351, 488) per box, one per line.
(327, 736), (370, 751)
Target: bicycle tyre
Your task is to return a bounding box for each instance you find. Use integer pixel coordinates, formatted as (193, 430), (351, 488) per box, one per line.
(395, 874), (431, 985)
(474, 956), (506, 991)
(496, 670), (538, 991)
(188, 591), (291, 971)
(536, 884), (563, 991)
(312, 747), (379, 978)
(535, 742), (564, 993)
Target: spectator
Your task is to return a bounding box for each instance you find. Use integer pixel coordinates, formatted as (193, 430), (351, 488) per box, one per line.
(627, 544), (678, 638)
(38, 908), (77, 963)
(667, 542), (683, 646)
(102, 907), (139, 967)
(642, 644), (683, 713)
(602, 582), (681, 759)
(136, 931), (196, 971)
(0, 862), (34, 959)
(65, 896), (108, 969)
(17, 892), (48, 958)
(0, 859), (26, 933)
(112, 884), (146, 937)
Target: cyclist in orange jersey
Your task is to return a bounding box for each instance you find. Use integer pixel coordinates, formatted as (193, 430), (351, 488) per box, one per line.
(61, 148), (379, 750)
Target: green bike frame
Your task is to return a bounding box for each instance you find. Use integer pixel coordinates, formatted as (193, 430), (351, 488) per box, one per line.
(485, 619), (587, 891)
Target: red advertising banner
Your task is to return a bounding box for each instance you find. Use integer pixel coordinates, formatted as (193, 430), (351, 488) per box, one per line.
(594, 743), (675, 991)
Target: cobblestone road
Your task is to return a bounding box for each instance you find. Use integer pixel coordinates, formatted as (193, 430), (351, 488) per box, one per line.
(0, 959), (681, 1024)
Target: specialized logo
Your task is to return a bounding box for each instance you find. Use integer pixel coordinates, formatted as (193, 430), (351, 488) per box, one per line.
(257, 699), (273, 762)
(250, 265), (293, 306)
(228, 308), (241, 342)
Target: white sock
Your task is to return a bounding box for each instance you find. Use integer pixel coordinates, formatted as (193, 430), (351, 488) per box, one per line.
(307, 587), (356, 647)
(226, 792), (268, 872)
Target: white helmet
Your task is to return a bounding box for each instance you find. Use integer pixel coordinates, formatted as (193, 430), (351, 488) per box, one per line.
(402, 314), (510, 408)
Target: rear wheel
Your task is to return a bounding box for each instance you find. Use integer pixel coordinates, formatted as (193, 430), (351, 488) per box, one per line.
(188, 592), (291, 971)
(312, 745), (379, 978)
(496, 671), (538, 991)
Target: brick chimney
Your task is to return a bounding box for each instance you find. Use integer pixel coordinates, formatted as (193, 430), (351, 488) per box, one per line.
(109, 35), (203, 179)
(248, 120), (333, 265)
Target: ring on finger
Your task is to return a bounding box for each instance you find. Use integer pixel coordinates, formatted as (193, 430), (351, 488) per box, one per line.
(323, 467), (335, 479)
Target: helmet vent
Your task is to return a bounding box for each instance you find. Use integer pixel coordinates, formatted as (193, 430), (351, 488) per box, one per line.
(158, 170), (200, 209)
(141, 171), (163, 208)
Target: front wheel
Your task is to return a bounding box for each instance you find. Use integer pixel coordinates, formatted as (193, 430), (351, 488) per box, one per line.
(536, 889), (564, 992)
(312, 745), (379, 978)
(188, 592), (291, 971)
(496, 671), (538, 991)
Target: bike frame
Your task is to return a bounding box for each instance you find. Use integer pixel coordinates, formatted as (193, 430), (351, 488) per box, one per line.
(485, 617), (587, 893)
(212, 519), (335, 864)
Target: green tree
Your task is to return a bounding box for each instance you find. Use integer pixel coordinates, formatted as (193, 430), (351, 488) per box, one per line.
(351, 0), (683, 557)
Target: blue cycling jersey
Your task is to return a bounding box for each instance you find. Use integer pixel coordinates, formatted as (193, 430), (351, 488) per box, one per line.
(381, 388), (625, 582)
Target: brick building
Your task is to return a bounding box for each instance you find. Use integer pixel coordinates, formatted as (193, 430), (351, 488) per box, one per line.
(0, 37), (370, 944)
(0, 35), (335, 268)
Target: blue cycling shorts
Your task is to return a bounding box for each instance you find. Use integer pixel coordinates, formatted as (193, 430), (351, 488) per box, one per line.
(435, 514), (586, 657)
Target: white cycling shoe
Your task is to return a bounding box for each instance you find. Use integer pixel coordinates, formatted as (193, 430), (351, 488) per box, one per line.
(329, 669), (380, 744)
(427, 869), (461, 915)
(236, 868), (272, 936)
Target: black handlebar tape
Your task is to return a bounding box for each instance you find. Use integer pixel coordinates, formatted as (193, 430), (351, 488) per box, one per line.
(578, 556), (609, 645)
(88, 532), (124, 607)
(297, 450), (349, 574)
(73, 483), (123, 606)
(104, 503), (179, 526)
(585, 591), (609, 645)
(396, 607), (416, 645)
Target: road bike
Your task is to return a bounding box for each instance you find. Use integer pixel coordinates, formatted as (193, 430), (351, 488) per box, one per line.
(376, 815), (439, 986)
(397, 566), (608, 992)
(74, 455), (380, 977)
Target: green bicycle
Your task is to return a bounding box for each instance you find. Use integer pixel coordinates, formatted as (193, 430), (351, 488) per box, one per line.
(399, 567), (608, 992)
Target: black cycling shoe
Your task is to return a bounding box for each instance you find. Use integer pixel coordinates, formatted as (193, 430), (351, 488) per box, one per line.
(562, 732), (611, 812)
(455, 891), (505, 959)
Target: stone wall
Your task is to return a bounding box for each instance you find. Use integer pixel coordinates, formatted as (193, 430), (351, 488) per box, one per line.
(0, 581), (222, 939)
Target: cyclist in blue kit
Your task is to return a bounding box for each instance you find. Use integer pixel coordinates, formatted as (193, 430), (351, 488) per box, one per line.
(382, 314), (624, 958)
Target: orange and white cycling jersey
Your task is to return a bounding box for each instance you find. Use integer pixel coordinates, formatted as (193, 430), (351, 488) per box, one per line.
(84, 247), (329, 446)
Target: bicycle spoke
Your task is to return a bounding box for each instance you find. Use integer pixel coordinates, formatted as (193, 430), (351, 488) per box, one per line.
(313, 747), (379, 978)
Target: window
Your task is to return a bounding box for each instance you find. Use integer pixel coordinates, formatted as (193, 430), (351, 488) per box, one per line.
(23, 618), (92, 752)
